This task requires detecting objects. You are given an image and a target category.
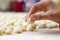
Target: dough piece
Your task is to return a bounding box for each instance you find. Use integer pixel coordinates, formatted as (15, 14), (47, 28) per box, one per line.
(45, 21), (59, 29)
(14, 24), (27, 34)
(5, 26), (13, 35)
(0, 28), (5, 35)
(26, 18), (36, 31)
(5, 29), (12, 35)
(34, 20), (47, 28)
(27, 18), (34, 24)
(4, 16), (18, 26)
(14, 19), (27, 32)
(2, 25), (13, 31)
(14, 25), (25, 34)
(14, 28), (22, 34)
(6, 22), (14, 26)
(34, 20), (59, 29)
(27, 24), (36, 31)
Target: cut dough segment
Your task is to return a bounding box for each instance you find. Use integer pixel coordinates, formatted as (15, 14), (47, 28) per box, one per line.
(2, 25), (13, 31)
(14, 24), (27, 33)
(0, 28), (5, 35)
(27, 18), (34, 24)
(5, 29), (12, 35)
(14, 19), (27, 32)
(14, 29), (22, 34)
(14, 25), (22, 34)
(26, 18), (36, 31)
(46, 21), (59, 29)
(27, 24), (36, 31)
(34, 20), (59, 29)
(34, 20), (47, 28)
(4, 26), (13, 35)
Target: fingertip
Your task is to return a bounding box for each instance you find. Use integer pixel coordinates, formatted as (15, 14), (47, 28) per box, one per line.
(30, 14), (37, 21)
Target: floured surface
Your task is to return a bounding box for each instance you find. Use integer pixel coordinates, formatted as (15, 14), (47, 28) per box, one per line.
(0, 12), (60, 40)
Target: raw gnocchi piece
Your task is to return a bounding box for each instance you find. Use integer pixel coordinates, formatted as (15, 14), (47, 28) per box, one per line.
(26, 18), (36, 31)
(14, 28), (22, 34)
(2, 25), (13, 31)
(14, 25), (22, 34)
(46, 21), (59, 29)
(5, 19), (17, 26)
(34, 20), (59, 29)
(6, 22), (14, 26)
(7, 26), (13, 30)
(14, 19), (27, 32)
(5, 29), (13, 35)
(27, 18), (34, 24)
(0, 28), (5, 35)
(34, 20), (47, 28)
(27, 24), (36, 31)
(4, 26), (13, 35)
(14, 24), (27, 34)
(2, 26), (7, 30)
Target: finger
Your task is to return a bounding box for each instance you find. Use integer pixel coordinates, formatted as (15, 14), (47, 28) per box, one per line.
(30, 10), (55, 21)
(30, 14), (37, 21)
(30, 12), (46, 21)
(28, 1), (48, 16)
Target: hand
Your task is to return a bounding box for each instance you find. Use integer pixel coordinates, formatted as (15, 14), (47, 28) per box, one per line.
(25, 0), (60, 23)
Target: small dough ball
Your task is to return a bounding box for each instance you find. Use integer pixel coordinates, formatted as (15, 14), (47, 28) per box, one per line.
(34, 20), (47, 29)
(2, 26), (7, 30)
(14, 25), (27, 34)
(27, 24), (36, 31)
(14, 28), (22, 34)
(14, 20), (27, 32)
(13, 26), (22, 34)
(2, 25), (13, 31)
(14, 25), (22, 34)
(46, 22), (59, 29)
(27, 18), (34, 24)
(34, 20), (59, 29)
(5, 28), (13, 35)
(20, 26), (27, 32)
(0, 28), (5, 35)
(7, 26), (13, 30)
(7, 22), (14, 26)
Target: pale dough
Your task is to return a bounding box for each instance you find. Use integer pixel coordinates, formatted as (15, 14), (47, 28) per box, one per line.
(0, 15), (59, 36)
(14, 19), (27, 33)
(5, 29), (13, 35)
(5, 26), (13, 35)
(27, 24), (36, 31)
(0, 28), (5, 35)
(34, 20), (59, 29)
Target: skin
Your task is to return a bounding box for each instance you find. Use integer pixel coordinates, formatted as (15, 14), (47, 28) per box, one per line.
(25, 0), (60, 29)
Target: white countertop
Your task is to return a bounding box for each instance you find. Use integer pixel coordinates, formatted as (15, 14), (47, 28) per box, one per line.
(0, 29), (60, 40)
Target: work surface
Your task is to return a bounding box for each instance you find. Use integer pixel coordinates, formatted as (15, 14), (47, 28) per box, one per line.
(0, 12), (60, 40)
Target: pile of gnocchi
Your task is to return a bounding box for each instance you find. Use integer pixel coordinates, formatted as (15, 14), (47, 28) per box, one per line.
(0, 15), (59, 36)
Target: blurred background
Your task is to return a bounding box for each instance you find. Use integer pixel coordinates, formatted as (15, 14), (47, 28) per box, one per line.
(0, 0), (40, 12)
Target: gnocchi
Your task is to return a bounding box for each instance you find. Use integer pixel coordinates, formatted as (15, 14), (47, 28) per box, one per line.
(27, 24), (36, 31)
(0, 28), (5, 35)
(0, 14), (59, 36)
(34, 20), (59, 29)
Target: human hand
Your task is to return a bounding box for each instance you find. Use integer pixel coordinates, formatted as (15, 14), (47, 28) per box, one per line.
(25, 0), (60, 23)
